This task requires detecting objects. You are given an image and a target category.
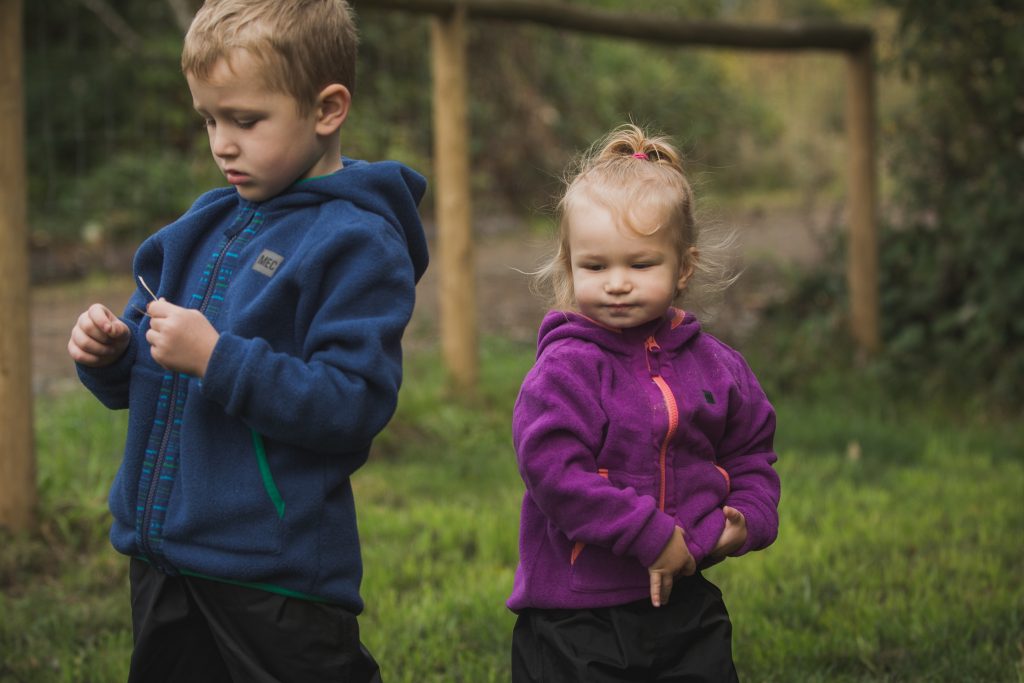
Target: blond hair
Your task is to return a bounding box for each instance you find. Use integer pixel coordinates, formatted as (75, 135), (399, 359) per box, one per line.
(535, 123), (735, 312)
(181, 0), (359, 114)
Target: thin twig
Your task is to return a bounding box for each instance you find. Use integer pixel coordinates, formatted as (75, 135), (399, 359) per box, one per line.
(138, 275), (158, 301)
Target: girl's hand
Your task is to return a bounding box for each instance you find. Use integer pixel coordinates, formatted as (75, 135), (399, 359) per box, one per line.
(648, 526), (695, 607)
(68, 304), (131, 367)
(145, 299), (219, 377)
(709, 506), (747, 562)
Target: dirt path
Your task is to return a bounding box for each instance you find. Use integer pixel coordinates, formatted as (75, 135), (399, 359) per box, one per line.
(32, 202), (834, 395)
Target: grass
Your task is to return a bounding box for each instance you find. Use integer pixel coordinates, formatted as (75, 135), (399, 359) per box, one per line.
(2, 337), (1022, 682)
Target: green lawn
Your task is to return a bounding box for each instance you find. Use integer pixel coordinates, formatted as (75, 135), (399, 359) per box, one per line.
(2, 339), (1022, 682)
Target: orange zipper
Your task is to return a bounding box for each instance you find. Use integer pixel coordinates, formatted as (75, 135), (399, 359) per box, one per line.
(646, 337), (678, 512)
(569, 334), (681, 568)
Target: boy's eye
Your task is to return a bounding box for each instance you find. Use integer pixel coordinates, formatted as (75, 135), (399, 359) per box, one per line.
(236, 120), (257, 130)
(203, 118), (216, 128)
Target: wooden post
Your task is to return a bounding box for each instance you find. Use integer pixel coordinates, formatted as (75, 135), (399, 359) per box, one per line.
(845, 43), (880, 354)
(0, 0), (37, 532)
(430, 5), (478, 393)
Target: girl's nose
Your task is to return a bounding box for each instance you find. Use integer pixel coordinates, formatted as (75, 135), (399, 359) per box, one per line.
(604, 273), (632, 294)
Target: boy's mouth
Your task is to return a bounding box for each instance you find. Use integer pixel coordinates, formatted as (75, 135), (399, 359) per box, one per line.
(225, 169), (250, 185)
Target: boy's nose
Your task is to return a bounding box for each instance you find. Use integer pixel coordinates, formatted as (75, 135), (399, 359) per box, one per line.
(211, 130), (238, 158)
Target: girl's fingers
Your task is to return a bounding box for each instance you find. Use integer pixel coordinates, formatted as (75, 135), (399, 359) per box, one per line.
(650, 571), (673, 608)
(650, 572), (662, 607)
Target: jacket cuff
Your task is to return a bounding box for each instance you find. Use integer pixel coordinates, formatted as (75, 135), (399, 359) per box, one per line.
(631, 511), (678, 568)
(199, 332), (242, 403)
(729, 502), (775, 557)
(684, 512), (725, 567)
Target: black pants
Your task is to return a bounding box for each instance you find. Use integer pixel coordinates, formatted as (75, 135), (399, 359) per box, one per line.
(128, 558), (381, 683)
(511, 573), (738, 683)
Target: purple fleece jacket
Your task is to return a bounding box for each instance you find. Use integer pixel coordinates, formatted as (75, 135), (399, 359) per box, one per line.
(507, 308), (780, 611)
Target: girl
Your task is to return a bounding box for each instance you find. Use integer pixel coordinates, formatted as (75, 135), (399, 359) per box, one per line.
(508, 124), (780, 682)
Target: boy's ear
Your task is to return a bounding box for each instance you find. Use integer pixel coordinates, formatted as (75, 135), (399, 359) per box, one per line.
(315, 84), (351, 136)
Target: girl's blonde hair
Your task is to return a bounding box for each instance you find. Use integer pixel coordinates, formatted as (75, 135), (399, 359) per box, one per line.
(535, 123), (735, 312)
(181, 0), (359, 115)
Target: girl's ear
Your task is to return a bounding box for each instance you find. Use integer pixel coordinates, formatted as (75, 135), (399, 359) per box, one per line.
(676, 246), (699, 293)
(315, 84), (351, 136)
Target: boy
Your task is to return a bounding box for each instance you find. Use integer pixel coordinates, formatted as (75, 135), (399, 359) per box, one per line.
(67, 1), (428, 680)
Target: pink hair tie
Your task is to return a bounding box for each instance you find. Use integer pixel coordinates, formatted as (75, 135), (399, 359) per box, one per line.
(633, 152), (649, 160)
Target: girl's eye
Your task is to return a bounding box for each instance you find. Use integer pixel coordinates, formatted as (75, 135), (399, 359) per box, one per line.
(237, 120), (257, 130)
(583, 264), (604, 271)
(632, 263), (653, 269)
(203, 118), (216, 128)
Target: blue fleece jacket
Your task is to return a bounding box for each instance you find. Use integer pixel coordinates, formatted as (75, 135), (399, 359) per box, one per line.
(77, 159), (428, 611)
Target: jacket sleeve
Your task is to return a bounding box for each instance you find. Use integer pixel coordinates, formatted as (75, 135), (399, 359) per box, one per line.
(513, 345), (677, 568)
(75, 288), (154, 409)
(76, 189), (234, 409)
(199, 217), (414, 453)
(717, 351), (781, 556)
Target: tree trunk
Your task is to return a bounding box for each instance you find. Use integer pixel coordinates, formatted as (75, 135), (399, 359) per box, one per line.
(0, 0), (37, 533)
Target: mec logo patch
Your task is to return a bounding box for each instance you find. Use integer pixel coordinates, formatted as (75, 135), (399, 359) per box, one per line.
(252, 249), (284, 277)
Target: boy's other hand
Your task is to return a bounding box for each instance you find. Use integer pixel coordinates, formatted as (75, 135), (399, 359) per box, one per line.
(708, 506), (748, 562)
(68, 303), (131, 367)
(146, 299), (219, 378)
(648, 526), (695, 608)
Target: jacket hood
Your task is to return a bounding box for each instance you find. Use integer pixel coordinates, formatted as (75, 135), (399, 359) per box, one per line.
(536, 308), (702, 358)
(252, 157), (429, 282)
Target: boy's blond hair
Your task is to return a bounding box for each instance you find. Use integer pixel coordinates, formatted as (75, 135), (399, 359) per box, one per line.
(181, 0), (359, 114)
(536, 123), (736, 312)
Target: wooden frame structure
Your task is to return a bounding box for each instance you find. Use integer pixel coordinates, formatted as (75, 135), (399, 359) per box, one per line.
(356, 0), (880, 392)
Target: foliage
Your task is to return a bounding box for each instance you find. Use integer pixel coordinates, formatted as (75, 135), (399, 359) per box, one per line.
(23, 0), (855, 246)
(24, 0), (194, 243)
(460, 22), (784, 214)
(3, 340), (1023, 682)
(876, 0), (1024, 404)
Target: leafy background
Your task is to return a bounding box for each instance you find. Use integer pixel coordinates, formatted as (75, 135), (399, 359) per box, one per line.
(6, 1), (1022, 680)
(24, 0), (1024, 407)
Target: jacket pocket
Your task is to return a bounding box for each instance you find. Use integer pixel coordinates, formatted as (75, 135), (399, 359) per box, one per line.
(570, 543), (649, 594)
(251, 431), (285, 519)
(568, 468), (653, 594)
(160, 413), (285, 556)
(716, 465), (731, 493)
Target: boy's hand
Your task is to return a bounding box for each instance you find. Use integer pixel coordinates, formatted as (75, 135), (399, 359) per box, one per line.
(145, 299), (219, 378)
(68, 304), (131, 367)
(648, 526), (695, 608)
(708, 506), (748, 562)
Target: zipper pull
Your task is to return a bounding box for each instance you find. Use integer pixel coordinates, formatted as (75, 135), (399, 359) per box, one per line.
(645, 336), (661, 376)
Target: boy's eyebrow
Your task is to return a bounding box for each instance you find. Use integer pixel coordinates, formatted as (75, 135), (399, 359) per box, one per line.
(192, 104), (264, 117)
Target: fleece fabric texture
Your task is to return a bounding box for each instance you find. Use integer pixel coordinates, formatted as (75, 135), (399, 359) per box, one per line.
(507, 309), (780, 611)
(77, 158), (428, 611)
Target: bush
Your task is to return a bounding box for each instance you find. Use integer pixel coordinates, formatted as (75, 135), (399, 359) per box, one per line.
(878, 0), (1024, 405)
(757, 1), (1024, 409)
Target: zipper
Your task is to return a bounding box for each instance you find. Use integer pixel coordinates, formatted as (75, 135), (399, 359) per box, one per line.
(567, 336), (681, 568)
(138, 221), (249, 566)
(139, 375), (181, 568)
(196, 229), (244, 315)
(645, 337), (679, 512)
